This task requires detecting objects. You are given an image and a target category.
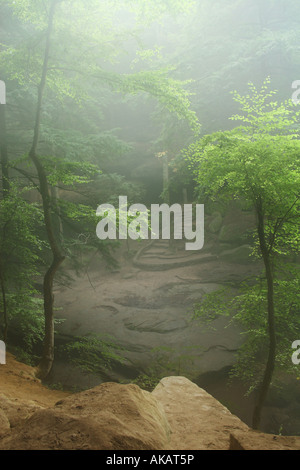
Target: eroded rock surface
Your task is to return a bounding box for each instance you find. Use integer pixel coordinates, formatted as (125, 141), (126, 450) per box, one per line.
(152, 376), (249, 450)
(0, 376), (299, 450)
(0, 382), (170, 450)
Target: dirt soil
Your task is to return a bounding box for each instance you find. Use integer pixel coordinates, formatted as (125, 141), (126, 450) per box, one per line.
(0, 353), (69, 407)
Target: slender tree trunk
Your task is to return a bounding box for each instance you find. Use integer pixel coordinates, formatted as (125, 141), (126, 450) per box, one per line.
(252, 201), (276, 430)
(0, 104), (9, 197)
(0, 77), (9, 341)
(0, 267), (8, 343)
(28, 0), (65, 379)
(51, 184), (64, 244)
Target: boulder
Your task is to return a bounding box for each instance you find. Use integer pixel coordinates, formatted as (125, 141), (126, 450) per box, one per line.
(0, 383), (170, 450)
(152, 376), (248, 450)
(1, 376), (300, 450)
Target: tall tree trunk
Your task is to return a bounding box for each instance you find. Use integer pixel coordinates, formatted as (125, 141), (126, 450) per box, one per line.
(0, 104), (9, 197)
(51, 184), (64, 244)
(0, 267), (8, 343)
(252, 200), (276, 430)
(29, 0), (65, 379)
(0, 78), (9, 340)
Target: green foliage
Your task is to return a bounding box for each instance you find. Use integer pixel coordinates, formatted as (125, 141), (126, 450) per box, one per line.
(0, 185), (49, 361)
(0, 185), (44, 271)
(0, 0), (199, 133)
(40, 128), (132, 168)
(51, 197), (120, 274)
(6, 293), (44, 349)
(186, 79), (300, 257)
(46, 382), (65, 391)
(40, 156), (100, 187)
(193, 266), (300, 389)
(187, 80), (300, 394)
(132, 346), (198, 391)
(92, 174), (146, 207)
(64, 334), (125, 376)
(110, 69), (200, 133)
(2, 0), (299, 401)
(0, 185), (45, 340)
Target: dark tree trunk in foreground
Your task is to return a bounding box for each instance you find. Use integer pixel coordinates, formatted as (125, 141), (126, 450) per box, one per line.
(252, 200), (276, 430)
(0, 104), (9, 196)
(0, 268), (8, 343)
(29, 0), (65, 379)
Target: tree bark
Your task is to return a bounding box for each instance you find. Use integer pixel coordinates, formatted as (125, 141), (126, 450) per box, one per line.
(252, 200), (276, 430)
(0, 104), (9, 197)
(51, 183), (64, 244)
(28, 0), (65, 379)
(0, 266), (8, 343)
(0, 74), (9, 341)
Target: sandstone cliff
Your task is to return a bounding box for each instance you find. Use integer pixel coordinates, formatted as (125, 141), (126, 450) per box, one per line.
(0, 354), (299, 450)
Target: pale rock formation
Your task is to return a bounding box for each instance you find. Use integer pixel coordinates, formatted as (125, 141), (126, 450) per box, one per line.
(0, 376), (299, 450)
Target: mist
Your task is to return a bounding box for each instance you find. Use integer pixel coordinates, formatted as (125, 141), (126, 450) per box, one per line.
(0, 0), (299, 445)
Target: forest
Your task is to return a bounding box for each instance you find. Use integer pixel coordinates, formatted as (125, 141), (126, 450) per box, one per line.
(0, 0), (299, 449)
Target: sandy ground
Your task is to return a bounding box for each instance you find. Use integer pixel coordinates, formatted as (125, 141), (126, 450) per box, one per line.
(0, 353), (68, 407)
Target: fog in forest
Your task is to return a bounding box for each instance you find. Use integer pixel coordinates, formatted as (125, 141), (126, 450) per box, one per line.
(0, 0), (299, 440)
